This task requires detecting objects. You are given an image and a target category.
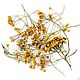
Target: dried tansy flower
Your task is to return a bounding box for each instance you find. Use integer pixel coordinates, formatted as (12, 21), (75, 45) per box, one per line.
(8, 16), (14, 27)
(2, 5), (79, 74)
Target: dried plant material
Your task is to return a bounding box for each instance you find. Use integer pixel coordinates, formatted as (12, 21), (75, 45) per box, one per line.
(2, 5), (79, 75)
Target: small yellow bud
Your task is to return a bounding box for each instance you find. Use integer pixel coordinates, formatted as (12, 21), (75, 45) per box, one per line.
(10, 37), (15, 42)
(65, 23), (69, 27)
(49, 7), (52, 10)
(43, 69), (46, 72)
(6, 44), (9, 47)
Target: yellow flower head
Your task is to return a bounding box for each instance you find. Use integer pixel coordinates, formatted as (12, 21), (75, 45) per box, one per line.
(8, 16), (14, 27)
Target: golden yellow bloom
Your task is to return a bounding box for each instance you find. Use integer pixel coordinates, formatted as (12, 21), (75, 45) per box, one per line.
(33, 59), (37, 65)
(8, 16), (14, 27)
(37, 11), (45, 19)
(31, 65), (35, 69)
(27, 57), (31, 63)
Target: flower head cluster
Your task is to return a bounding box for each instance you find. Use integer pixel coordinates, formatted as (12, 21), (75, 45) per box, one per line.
(2, 6), (77, 74)
(8, 16), (14, 27)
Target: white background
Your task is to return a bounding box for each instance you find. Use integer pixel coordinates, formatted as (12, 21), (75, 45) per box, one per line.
(0, 0), (80, 80)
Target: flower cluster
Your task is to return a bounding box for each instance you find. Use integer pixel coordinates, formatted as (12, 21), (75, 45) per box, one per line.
(2, 6), (77, 74)
(8, 16), (14, 27)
